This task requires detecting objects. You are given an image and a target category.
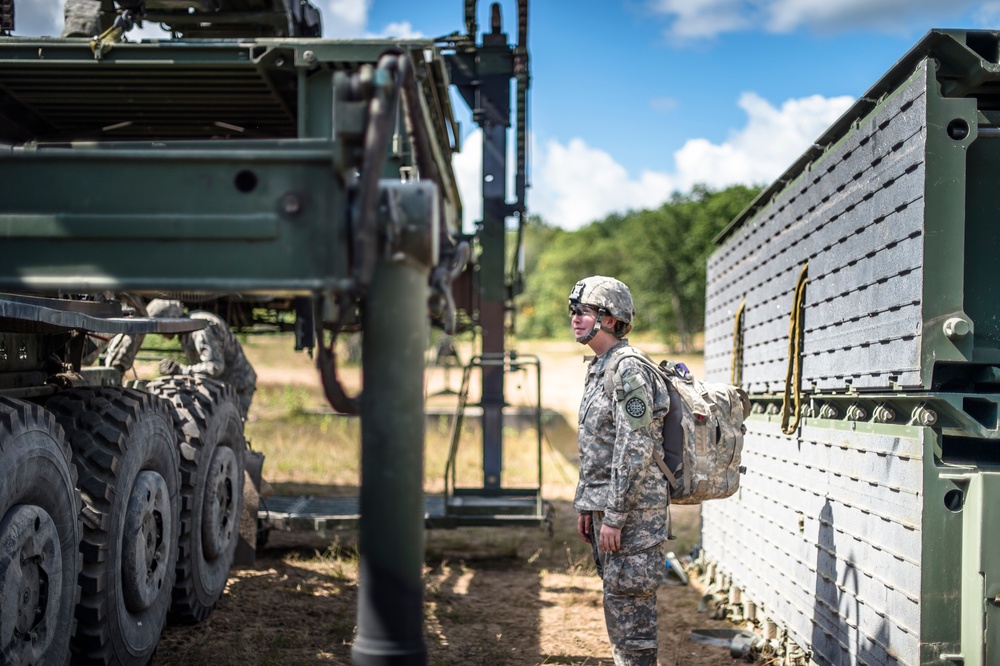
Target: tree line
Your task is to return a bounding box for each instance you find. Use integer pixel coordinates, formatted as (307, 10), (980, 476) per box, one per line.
(513, 184), (761, 352)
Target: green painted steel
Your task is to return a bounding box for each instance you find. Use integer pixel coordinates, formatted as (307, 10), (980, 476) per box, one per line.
(0, 3), (537, 663)
(0, 37), (460, 296)
(701, 30), (1000, 666)
(354, 244), (430, 665)
(0, 19), (465, 666)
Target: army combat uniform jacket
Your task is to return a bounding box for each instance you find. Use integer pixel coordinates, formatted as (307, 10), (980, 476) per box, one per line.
(575, 339), (670, 553)
(105, 310), (257, 418)
(178, 311), (257, 416)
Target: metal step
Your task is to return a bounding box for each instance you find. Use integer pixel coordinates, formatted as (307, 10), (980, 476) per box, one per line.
(259, 492), (551, 536)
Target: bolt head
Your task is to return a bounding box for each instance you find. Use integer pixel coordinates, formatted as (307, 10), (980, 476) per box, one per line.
(944, 317), (970, 340)
(282, 194), (301, 215)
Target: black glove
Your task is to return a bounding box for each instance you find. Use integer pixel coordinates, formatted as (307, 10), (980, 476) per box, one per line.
(158, 358), (181, 375)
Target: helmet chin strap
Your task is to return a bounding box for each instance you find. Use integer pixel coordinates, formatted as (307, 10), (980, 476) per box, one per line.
(575, 317), (602, 344)
(575, 314), (618, 344)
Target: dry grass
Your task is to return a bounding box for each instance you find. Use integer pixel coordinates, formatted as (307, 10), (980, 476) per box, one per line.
(153, 333), (741, 666)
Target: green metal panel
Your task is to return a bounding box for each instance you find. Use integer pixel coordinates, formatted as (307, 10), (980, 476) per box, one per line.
(921, 64), (978, 375)
(701, 30), (1000, 666)
(0, 140), (349, 292)
(920, 429), (965, 663)
(963, 113), (1000, 363)
(0, 35), (460, 295)
(956, 471), (1000, 666)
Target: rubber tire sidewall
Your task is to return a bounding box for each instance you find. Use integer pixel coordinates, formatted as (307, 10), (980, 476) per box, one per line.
(146, 377), (246, 624)
(45, 387), (180, 665)
(0, 397), (80, 666)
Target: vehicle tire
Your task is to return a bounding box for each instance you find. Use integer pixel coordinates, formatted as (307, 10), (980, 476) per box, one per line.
(145, 377), (245, 624)
(0, 397), (81, 666)
(45, 387), (180, 665)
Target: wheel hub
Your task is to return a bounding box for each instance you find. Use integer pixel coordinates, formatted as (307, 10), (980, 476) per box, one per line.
(0, 504), (61, 662)
(202, 446), (239, 561)
(121, 471), (172, 613)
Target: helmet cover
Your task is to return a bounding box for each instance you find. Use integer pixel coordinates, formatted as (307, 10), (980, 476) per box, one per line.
(568, 276), (634, 342)
(568, 276), (634, 325)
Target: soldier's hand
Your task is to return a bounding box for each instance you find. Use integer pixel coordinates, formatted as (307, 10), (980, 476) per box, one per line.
(599, 524), (622, 552)
(158, 358), (181, 375)
(578, 514), (592, 543)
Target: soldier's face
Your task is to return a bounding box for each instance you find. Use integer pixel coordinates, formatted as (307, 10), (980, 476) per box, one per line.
(570, 305), (599, 339)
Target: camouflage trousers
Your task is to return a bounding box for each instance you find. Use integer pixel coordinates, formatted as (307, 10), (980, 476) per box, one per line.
(589, 512), (664, 666)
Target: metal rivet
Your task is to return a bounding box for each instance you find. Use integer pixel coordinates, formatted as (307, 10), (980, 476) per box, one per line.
(282, 194), (301, 215)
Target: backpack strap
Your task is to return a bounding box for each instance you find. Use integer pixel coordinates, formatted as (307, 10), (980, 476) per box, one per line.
(603, 347), (680, 483)
(651, 449), (678, 486)
(602, 346), (657, 398)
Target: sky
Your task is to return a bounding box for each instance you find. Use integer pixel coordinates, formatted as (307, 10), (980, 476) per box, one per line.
(15, 0), (1000, 230)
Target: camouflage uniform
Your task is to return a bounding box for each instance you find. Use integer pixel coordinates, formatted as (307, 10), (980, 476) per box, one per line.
(62, 0), (103, 37)
(176, 310), (257, 420)
(104, 332), (142, 374)
(575, 338), (670, 666)
(105, 304), (257, 420)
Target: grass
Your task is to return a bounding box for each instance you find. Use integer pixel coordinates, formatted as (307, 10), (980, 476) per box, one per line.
(238, 332), (702, 553)
(241, 332), (580, 500)
(153, 333), (724, 666)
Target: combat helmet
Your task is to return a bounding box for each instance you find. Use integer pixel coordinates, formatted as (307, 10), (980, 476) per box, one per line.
(568, 276), (634, 344)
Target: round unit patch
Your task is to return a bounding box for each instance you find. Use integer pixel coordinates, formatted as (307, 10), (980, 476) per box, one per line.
(625, 397), (647, 418)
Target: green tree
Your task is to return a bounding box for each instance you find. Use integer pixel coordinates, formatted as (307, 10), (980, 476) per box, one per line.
(514, 184), (760, 348)
(516, 213), (628, 339)
(618, 185), (759, 351)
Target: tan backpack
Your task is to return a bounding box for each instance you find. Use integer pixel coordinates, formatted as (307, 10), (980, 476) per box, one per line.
(603, 347), (752, 505)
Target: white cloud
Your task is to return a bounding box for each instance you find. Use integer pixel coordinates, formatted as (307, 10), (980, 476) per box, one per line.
(766, 0), (966, 33)
(321, 0), (371, 38)
(320, 2), (423, 39)
(650, 96), (679, 113)
(452, 129), (484, 235)
(532, 139), (676, 230)
(13, 0), (63, 36)
(649, 0), (986, 38)
(671, 91), (853, 191)
(453, 92), (854, 230)
(379, 21), (424, 39)
(649, 0), (751, 39)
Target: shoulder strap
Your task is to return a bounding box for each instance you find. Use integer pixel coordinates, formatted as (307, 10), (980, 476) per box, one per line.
(602, 346), (659, 397)
(651, 449), (678, 485)
(604, 348), (683, 487)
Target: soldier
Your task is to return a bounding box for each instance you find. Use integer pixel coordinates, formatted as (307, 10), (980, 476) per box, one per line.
(569, 276), (670, 666)
(105, 299), (258, 420)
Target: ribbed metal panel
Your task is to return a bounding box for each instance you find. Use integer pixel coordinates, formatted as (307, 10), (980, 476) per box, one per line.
(705, 65), (928, 393)
(701, 29), (1000, 666)
(0, 56), (299, 140)
(702, 420), (924, 665)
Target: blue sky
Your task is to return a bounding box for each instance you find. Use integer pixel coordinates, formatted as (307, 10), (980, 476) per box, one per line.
(18, 0), (1000, 229)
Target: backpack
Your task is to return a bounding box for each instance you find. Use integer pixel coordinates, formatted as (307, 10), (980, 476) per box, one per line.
(603, 347), (752, 505)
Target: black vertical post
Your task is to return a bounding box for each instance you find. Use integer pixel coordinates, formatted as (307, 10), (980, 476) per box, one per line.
(352, 250), (429, 665)
(480, 114), (509, 490)
(448, 3), (516, 491)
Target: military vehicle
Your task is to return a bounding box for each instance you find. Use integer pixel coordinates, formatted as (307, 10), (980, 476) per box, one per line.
(702, 29), (1000, 666)
(0, 0), (529, 663)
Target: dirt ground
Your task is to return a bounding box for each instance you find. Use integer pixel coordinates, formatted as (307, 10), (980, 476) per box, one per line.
(153, 336), (750, 666)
